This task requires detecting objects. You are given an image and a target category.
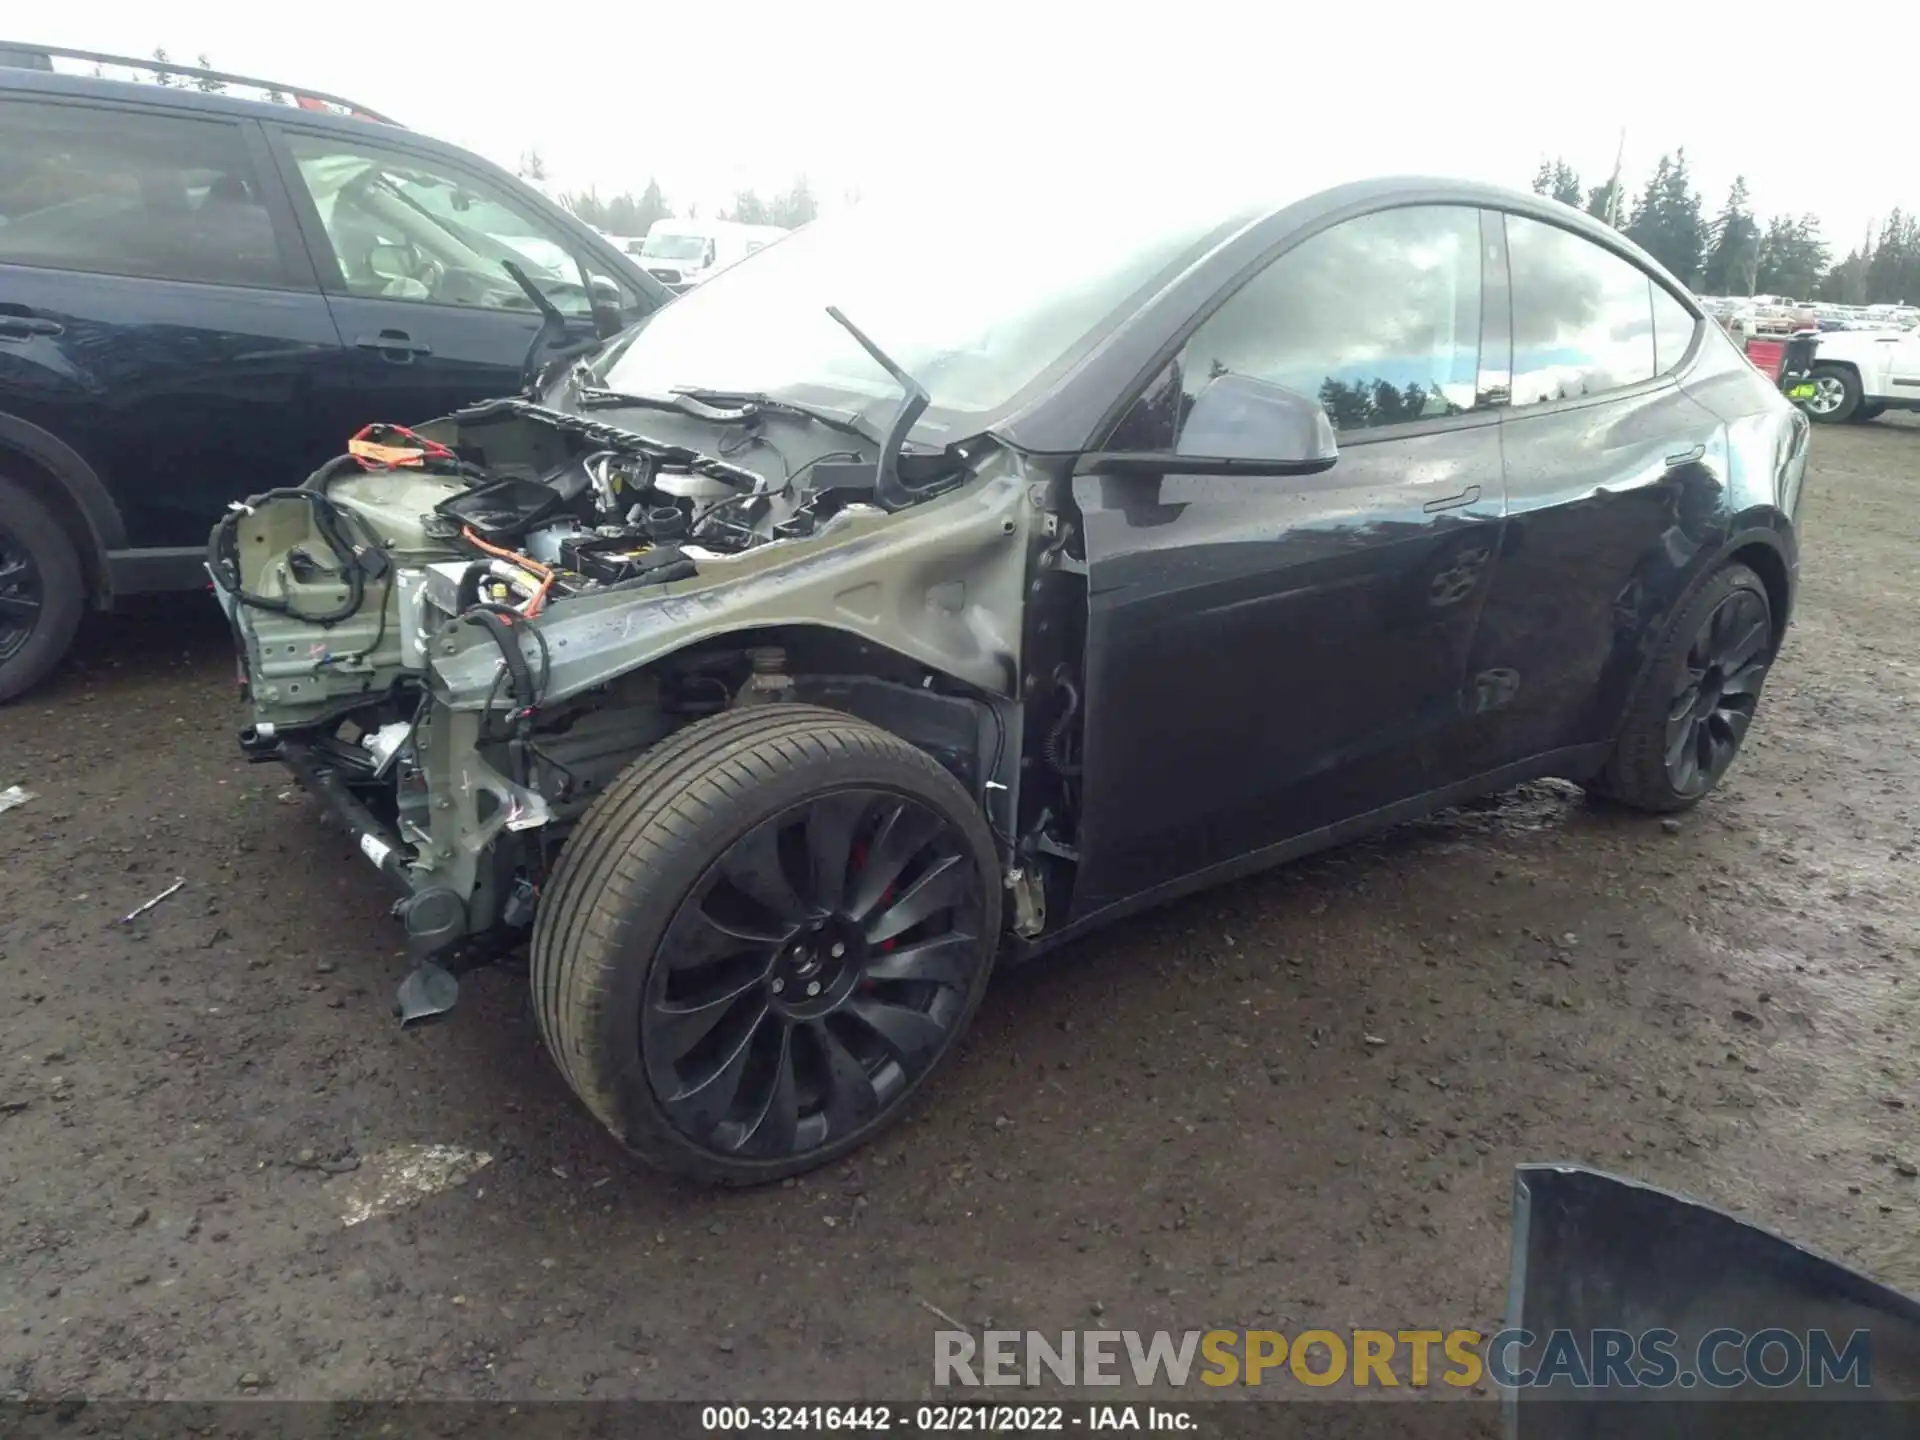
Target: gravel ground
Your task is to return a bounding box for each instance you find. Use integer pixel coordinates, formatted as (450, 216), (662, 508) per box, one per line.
(2, 418), (1917, 1403)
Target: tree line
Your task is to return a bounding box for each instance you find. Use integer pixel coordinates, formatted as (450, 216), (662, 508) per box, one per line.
(517, 152), (820, 236)
(1531, 152), (1920, 305)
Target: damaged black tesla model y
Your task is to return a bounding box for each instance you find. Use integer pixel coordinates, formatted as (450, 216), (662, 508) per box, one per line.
(222, 175), (1808, 1183)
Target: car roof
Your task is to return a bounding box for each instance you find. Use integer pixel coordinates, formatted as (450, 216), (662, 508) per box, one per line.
(0, 63), (407, 137)
(0, 57), (679, 311)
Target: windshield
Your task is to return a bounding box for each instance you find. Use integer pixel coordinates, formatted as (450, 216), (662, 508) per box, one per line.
(642, 233), (712, 261)
(603, 196), (1244, 423)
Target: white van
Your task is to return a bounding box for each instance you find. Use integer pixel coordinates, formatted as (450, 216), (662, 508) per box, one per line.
(631, 218), (790, 291)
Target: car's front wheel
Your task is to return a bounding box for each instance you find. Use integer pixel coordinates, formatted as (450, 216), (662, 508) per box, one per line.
(1802, 364), (1860, 423)
(531, 704), (1002, 1185)
(1589, 562), (1776, 813)
(0, 475), (84, 706)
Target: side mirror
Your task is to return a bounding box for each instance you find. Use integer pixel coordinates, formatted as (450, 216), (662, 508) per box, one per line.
(1177, 372), (1338, 467)
(366, 243), (416, 283)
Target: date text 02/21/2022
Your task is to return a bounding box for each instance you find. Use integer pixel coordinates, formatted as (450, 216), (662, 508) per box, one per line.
(699, 1404), (1195, 1431)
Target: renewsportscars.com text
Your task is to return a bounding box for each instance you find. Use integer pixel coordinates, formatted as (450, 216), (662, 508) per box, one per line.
(933, 1327), (1872, 1390)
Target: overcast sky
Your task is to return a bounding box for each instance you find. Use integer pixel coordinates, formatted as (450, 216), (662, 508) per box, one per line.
(30, 2), (1920, 253)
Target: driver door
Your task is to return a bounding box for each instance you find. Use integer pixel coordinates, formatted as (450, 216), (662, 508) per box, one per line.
(266, 125), (618, 428)
(1069, 205), (1510, 918)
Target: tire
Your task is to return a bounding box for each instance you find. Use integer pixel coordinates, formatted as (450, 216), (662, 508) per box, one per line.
(1588, 562), (1775, 813)
(1856, 402), (1887, 423)
(1802, 364), (1860, 424)
(532, 703), (1003, 1185)
(0, 475), (85, 706)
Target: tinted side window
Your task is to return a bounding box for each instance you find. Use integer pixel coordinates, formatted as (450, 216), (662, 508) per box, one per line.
(1108, 205), (1485, 449)
(1652, 283), (1698, 374)
(282, 132), (596, 317)
(0, 99), (285, 288)
(1506, 214), (1655, 406)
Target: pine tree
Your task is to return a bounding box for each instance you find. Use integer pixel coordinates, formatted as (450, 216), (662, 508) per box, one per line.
(721, 189), (768, 224)
(768, 175), (817, 228)
(1531, 159), (1583, 208)
(1701, 178), (1759, 295)
(634, 178), (672, 234)
(1624, 150), (1707, 285)
(1754, 214), (1830, 300)
(1585, 179), (1627, 229)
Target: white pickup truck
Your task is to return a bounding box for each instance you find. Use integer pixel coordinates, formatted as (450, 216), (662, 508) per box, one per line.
(1802, 324), (1920, 423)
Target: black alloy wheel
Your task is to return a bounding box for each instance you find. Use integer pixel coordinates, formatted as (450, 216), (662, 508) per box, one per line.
(0, 519), (41, 664)
(642, 788), (985, 1160)
(531, 704), (1002, 1184)
(1587, 562), (1776, 814)
(0, 475), (84, 705)
(1663, 583), (1772, 798)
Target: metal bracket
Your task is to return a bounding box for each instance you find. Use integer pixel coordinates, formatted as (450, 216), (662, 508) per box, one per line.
(1005, 866), (1047, 939)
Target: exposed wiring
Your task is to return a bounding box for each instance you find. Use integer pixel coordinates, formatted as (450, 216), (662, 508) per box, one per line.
(460, 526), (555, 616)
(462, 601), (552, 739)
(981, 698), (1015, 853)
(320, 555), (392, 668)
(788, 449), (864, 487)
(692, 447), (866, 548)
(524, 740), (581, 800)
(208, 486), (384, 626)
(716, 427), (793, 489)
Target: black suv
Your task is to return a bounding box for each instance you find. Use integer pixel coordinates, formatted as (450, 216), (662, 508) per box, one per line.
(0, 45), (672, 701)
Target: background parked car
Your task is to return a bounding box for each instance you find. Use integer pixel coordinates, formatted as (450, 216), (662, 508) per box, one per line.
(632, 217), (790, 292)
(0, 45), (674, 703)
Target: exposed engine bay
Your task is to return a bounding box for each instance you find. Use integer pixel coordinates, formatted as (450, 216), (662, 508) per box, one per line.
(213, 398), (882, 711)
(210, 395), (1071, 1013)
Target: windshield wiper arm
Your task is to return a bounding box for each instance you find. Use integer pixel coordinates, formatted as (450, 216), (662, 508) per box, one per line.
(823, 306), (944, 512)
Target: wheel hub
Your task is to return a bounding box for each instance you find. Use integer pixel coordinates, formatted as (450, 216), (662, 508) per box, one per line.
(768, 916), (864, 1012)
(0, 520), (44, 663)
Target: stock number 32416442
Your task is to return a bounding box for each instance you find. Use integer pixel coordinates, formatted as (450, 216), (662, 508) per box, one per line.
(701, 1404), (1070, 1431)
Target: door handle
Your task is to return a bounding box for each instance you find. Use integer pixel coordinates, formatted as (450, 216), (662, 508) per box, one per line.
(354, 331), (432, 360)
(1665, 443), (1707, 468)
(0, 315), (63, 340)
(1422, 483), (1481, 514)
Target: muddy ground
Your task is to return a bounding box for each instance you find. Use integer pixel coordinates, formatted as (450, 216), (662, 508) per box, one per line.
(2, 419), (1917, 1403)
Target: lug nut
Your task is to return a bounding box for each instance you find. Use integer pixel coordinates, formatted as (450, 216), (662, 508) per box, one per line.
(772, 978), (786, 994)
(830, 942), (845, 958)
(806, 981), (821, 997)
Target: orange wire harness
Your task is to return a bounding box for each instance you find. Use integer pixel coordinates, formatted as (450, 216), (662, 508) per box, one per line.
(460, 526), (555, 617)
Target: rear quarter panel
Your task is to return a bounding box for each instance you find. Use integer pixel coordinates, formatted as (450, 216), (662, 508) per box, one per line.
(1681, 324), (1808, 545)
